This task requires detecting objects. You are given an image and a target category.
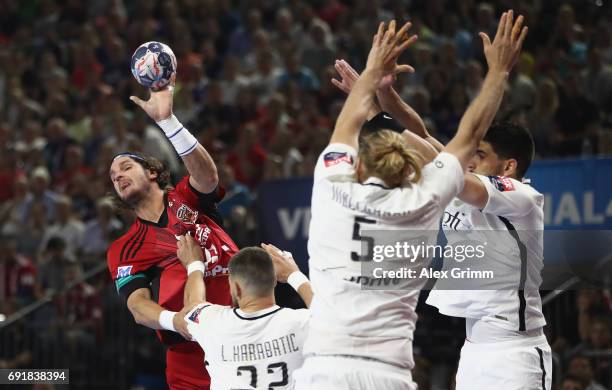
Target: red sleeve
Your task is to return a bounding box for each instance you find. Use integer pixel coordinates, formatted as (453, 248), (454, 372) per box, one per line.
(173, 176), (225, 226)
(106, 241), (153, 301)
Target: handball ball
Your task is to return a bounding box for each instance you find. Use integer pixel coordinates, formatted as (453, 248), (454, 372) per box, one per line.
(130, 41), (177, 90)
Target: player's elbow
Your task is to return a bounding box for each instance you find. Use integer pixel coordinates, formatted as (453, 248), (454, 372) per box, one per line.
(126, 292), (149, 326)
(126, 301), (145, 325)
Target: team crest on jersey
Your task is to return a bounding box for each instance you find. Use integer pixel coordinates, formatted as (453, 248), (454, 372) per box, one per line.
(188, 305), (206, 324)
(324, 151), (353, 167)
(489, 176), (515, 192)
(116, 265), (133, 278)
(176, 204), (199, 224)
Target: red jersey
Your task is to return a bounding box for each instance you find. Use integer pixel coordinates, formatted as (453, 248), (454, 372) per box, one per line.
(107, 176), (238, 345)
(0, 254), (36, 301)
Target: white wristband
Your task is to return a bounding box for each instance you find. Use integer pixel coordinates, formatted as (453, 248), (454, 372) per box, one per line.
(287, 271), (309, 291)
(187, 261), (206, 276)
(159, 310), (177, 331)
(156, 114), (198, 156)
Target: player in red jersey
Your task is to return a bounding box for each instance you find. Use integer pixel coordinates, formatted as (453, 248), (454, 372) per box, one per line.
(106, 80), (238, 389)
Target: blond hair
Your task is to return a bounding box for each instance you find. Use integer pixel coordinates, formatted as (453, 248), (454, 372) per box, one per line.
(359, 130), (422, 187)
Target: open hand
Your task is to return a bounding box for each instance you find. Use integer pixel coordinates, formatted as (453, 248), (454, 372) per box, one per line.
(479, 10), (528, 74)
(332, 59), (400, 95)
(365, 20), (418, 76)
(130, 74), (176, 122)
(261, 243), (299, 283)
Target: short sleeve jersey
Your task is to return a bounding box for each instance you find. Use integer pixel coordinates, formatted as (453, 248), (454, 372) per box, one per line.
(107, 176), (239, 345)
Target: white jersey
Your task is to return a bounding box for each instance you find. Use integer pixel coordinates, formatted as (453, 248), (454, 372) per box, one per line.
(185, 303), (310, 390)
(427, 174), (546, 332)
(305, 143), (464, 370)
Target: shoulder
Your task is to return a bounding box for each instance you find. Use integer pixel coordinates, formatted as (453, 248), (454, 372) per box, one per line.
(482, 175), (542, 201)
(106, 223), (139, 260)
(185, 302), (226, 324)
(314, 143), (358, 182)
(280, 308), (310, 323)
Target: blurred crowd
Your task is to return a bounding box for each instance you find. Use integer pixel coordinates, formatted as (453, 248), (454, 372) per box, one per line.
(0, 0), (611, 389)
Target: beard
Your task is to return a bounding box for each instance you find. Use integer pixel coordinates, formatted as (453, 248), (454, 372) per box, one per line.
(118, 183), (148, 209)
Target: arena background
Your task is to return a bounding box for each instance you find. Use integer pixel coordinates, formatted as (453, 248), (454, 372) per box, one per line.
(0, 0), (611, 389)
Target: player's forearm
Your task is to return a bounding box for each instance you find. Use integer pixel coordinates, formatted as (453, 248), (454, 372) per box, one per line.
(401, 130), (438, 165)
(376, 86), (429, 138)
(297, 282), (313, 308)
(128, 299), (166, 329)
(183, 144), (219, 194)
(127, 289), (167, 330)
(444, 70), (507, 168)
(184, 270), (206, 308)
(330, 68), (383, 148)
(456, 70), (507, 146)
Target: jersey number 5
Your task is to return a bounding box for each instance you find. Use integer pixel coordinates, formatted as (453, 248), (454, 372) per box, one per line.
(351, 216), (376, 262)
(236, 362), (288, 388)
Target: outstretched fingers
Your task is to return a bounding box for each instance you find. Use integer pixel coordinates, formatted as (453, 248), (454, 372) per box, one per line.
(517, 26), (528, 51)
(129, 95), (147, 108)
(395, 33), (418, 56)
(511, 14), (524, 43)
(394, 21), (413, 45)
(504, 10), (514, 39)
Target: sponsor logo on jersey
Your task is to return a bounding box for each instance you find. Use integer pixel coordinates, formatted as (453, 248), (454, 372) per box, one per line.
(205, 264), (229, 278)
(176, 204), (199, 224)
(195, 224), (211, 245)
(443, 210), (466, 230)
(117, 265), (133, 278)
(324, 151), (353, 167)
(489, 176), (515, 192)
(188, 305), (205, 324)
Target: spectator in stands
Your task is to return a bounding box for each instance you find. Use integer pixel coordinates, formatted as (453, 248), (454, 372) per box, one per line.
(570, 317), (612, 356)
(561, 375), (587, 390)
(567, 316), (612, 388)
(277, 50), (319, 92)
(53, 262), (103, 345)
(20, 166), (57, 221)
(0, 175), (29, 236)
(80, 197), (123, 265)
(39, 195), (84, 262)
(577, 290), (610, 343)
(0, 235), (36, 304)
(567, 355), (607, 390)
(16, 201), (50, 260)
(35, 237), (70, 298)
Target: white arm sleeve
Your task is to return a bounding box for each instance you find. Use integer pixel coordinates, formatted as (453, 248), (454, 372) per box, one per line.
(420, 152), (465, 208)
(314, 143), (358, 182)
(475, 175), (539, 218)
(184, 302), (218, 343)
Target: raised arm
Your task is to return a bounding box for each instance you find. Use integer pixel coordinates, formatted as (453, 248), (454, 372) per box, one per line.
(130, 78), (218, 193)
(376, 85), (445, 152)
(329, 21), (417, 149)
(331, 58), (437, 164)
(261, 244), (313, 308)
(444, 10), (527, 169)
(176, 234), (207, 308)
